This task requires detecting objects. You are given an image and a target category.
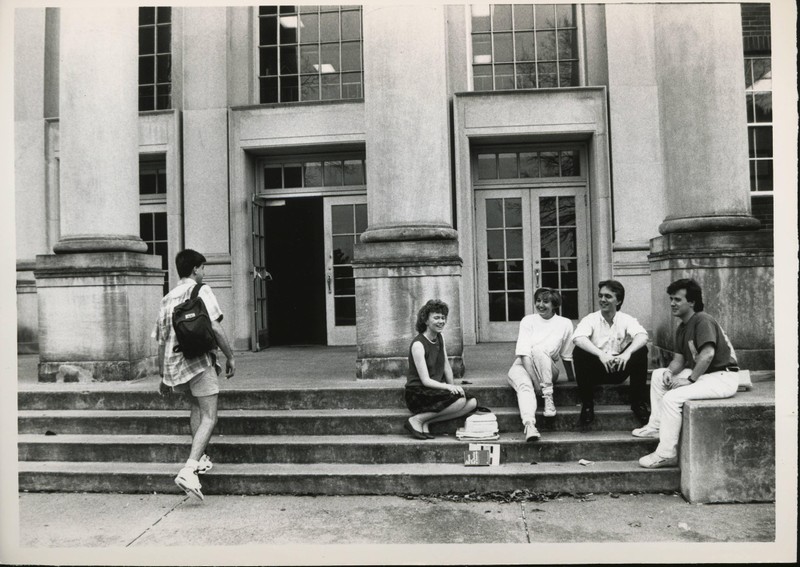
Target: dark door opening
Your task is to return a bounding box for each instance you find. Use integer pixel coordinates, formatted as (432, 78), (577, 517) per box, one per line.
(264, 197), (327, 345)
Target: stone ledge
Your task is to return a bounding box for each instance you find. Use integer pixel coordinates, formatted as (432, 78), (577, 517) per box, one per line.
(680, 382), (775, 503)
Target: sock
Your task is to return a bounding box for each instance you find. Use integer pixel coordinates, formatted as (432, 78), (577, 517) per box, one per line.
(185, 458), (200, 470)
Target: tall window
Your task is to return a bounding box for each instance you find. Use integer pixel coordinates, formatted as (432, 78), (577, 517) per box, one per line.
(471, 4), (579, 91)
(258, 6), (364, 104)
(139, 7), (172, 111)
(742, 4), (772, 229)
(139, 159), (169, 294)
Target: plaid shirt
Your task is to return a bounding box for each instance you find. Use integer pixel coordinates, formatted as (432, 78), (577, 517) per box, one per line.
(153, 279), (223, 387)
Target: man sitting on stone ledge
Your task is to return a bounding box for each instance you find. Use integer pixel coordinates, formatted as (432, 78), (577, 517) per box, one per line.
(634, 278), (740, 469)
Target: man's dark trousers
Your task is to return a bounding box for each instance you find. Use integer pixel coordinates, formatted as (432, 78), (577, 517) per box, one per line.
(572, 345), (648, 408)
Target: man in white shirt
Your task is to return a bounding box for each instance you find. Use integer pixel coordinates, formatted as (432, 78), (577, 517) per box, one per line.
(507, 288), (575, 442)
(572, 280), (650, 429)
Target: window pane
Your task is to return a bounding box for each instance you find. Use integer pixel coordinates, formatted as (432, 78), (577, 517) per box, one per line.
(156, 84), (171, 110)
(507, 271), (524, 290)
(332, 235), (354, 264)
(334, 266), (355, 295)
(755, 160), (773, 191)
(320, 11), (340, 42)
(540, 151), (560, 176)
(557, 29), (575, 60)
(139, 27), (154, 54)
(304, 162), (323, 186)
(751, 126), (772, 158)
(260, 15), (278, 45)
(279, 15), (299, 43)
(264, 165), (282, 189)
(559, 62), (578, 87)
(156, 24), (171, 53)
(561, 271), (578, 288)
(540, 228), (558, 258)
(471, 5), (491, 33)
(560, 227), (576, 257)
(506, 229), (523, 258)
(140, 173), (157, 195)
(324, 160), (343, 185)
(478, 154), (497, 180)
(488, 272), (505, 291)
(505, 198), (522, 228)
(284, 164), (302, 188)
(536, 31), (556, 61)
(341, 72), (362, 99)
(515, 31), (534, 61)
(261, 47), (278, 76)
(537, 62), (558, 88)
(559, 196), (576, 226)
(542, 271), (559, 288)
(260, 77), (278, 103)
(300, 74), (320, 101)
(508, 292), (525, 321)
(560, 151), (579, 176)
(334, 297), (356, 326)
(472, 34), (492, 64)
(489, 293), (506, 321)
(341, 9), (361, 40)
(139, 86), (154, 111)
(341, 42), (361, 72)
(320, 43), (340, 71)
(139, 7), (155, 26)
(520, 153), (539, 177)
(535, 4), (556, 29)
(140, 213), (153, 240)
(487, 230), (504, 259)
(156, 54), (171, 82)
(343, 159), (364, 185)
(494, 33), (513, 63)
(486, 199), (503, 229)
(516, 65), (536, 89)
(139, 56), (155, 84)
(300, 13), (319, 43)
(556, 4), (574, 27)
(156, 7), (171, 23)
(561, 291), (578, 319)
(492, 5), (512, 31)
(753, 93), (772, 122)
(495, 64), (515, 89)
(539, 196), (557, 226)
(280, 75), (299, 102)
(514, 4), (534, 30)
(300, 45), (319, 74)
(488, 260), (504, 272)
(321, 73), (340, 100)
(473, 65), (494, 91)
(154, 212), (168, 240)
(498, 153), (517, 178)
(355, 204), (368, 233)
(332, 205), (354, 234)
(280, 46), (298, 74)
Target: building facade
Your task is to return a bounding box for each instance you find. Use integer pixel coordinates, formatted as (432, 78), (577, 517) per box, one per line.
(15, 4), (775, 380)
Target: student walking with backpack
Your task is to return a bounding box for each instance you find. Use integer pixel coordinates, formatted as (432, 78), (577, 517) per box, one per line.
(153, 249), (235, 500)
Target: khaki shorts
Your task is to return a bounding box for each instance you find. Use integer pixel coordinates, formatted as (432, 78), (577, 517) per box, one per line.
(172, 365), (219, 397)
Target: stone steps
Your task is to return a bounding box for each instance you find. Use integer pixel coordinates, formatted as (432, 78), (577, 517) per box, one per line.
(18, 431), (658, 464)
(17, 404), (644, 435)
(18, 381), (679, 495)
(18, 460), (679, 496)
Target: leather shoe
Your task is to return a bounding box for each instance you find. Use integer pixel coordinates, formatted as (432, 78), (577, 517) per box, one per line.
(631, 402), (650, 425)
(577, 405), (594, 428)
(404, 419), (428, 440)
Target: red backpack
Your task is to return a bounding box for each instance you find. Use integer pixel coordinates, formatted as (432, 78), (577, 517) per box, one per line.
(171, 283), (217, 358)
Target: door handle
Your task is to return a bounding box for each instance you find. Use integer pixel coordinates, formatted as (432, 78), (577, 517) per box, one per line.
(535, 268), (540, 288)
(327, 273), (332, 294)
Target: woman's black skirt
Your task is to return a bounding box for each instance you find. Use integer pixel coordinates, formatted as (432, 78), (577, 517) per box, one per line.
(404, 384), (475, 414)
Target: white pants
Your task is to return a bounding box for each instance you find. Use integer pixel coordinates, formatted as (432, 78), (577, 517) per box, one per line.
(647, 367), (739, 458)
(507, 347), (558, 425)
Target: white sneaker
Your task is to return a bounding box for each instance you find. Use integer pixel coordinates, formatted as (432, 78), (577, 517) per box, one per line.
(638, 452), (678, 469)
(524, 422), (540, 442)
(543, 396), (556, 417)
(632, 425), (660, 439)
(196, 454), (213, 474)
(175, 466), (204, 500)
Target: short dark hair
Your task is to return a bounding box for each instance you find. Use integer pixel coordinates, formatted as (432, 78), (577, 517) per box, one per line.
(175, 249), (206, 279)
(667, 278), (705, 312)
(415, 299), (449, 333)
(598, 279), (625, 310)
(534, 287), (562, 310)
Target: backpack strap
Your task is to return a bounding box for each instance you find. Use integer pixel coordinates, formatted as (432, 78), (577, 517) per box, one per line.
(190, 282), (205, 299)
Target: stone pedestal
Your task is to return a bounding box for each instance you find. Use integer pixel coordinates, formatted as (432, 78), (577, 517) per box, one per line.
(353, 237), (463, 379)
(648, 232), (774, 370)
(35, 251), (164, 381)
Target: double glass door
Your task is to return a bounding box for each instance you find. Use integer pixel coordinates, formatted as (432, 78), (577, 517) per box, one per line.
(475, 187), (589, 341)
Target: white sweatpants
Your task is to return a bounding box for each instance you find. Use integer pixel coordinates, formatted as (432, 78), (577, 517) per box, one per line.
(507, 347), (559, 425)
(647, 367), (739, 458)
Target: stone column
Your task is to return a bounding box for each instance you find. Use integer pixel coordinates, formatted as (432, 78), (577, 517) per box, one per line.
(353, 5), (463, 379)
(34, 8), (164, 381)
(648, 4), (773, 370)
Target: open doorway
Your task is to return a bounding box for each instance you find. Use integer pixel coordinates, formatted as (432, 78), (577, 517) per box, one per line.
(264, 196), (327, 345)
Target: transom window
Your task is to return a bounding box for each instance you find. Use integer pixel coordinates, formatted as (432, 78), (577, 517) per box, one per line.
(258, 5), (364, 103)
(138, 7), (172, 111)
(262, 157), (367, 190)
(477, 149), (580, 181)
(471, 4), (579, 91)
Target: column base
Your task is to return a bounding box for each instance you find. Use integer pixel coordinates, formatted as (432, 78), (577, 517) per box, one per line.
(34, 251), (165, 382)
(353, 238), (465, 380)
(648, 230), (774, 370)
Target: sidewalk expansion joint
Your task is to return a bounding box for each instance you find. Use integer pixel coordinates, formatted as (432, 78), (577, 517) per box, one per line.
(519, 502), (532, 543)
(125, 494), (190, 547)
